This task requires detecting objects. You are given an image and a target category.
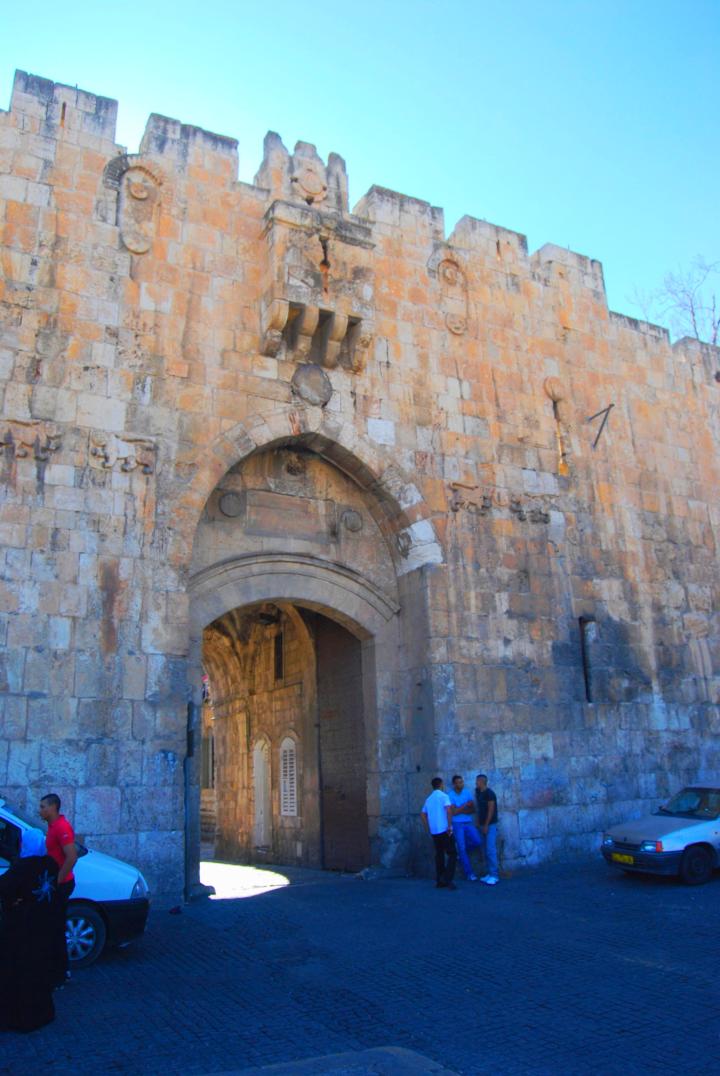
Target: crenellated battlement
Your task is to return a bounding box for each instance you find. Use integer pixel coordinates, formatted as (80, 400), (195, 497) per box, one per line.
(140, 114), (239, 174)
(672, 335), (720, 384)
(0, 75), (610, 296)
(8, 69), (118, 146)
(0, 68), (712, 356)
(450, 215), (528, 258)
(608, 311), (669, 341)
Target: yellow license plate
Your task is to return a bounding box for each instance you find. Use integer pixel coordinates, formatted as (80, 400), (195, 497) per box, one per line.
(612, 852), (634, 864)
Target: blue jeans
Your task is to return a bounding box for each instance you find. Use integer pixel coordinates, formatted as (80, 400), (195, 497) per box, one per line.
(452, 822), (482, 877)
(478, 824), (499, 876)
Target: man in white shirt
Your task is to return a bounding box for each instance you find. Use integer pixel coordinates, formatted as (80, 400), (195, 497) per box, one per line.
(421, 777), (457, 890)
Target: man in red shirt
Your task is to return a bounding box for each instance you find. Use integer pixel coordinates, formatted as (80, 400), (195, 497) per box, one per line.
(39, 793), (78, 985)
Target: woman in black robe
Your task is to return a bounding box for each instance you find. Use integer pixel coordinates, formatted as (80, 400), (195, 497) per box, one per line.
(0, 828), (60, 1032)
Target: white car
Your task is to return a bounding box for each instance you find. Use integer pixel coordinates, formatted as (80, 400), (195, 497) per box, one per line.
(0, 799), (150, 966)
(602, 785), (720, 885)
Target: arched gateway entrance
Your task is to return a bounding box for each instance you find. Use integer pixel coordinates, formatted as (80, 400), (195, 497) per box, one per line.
(185, 433), (441, 883)
(199, 598), (375, 871)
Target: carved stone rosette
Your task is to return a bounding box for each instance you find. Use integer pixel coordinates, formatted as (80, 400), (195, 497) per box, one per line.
(118, 165), (161, 255)
(428, 248), (470, 335)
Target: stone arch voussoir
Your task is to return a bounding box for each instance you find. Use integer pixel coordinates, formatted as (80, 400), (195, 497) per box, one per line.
(189, 553), (400, 641)
(172, 403), (444, 576)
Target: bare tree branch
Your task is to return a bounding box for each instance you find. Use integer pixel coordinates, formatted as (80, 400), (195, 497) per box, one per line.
(629, 256), (719, 345)
(627, 285), (655, 326)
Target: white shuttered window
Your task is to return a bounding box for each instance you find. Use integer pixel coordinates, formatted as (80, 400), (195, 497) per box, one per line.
(280, 737), (297, 817)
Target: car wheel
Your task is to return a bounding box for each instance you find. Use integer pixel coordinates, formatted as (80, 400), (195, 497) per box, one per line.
(679, 845), (714, 886)
(65, 903), (107, 967)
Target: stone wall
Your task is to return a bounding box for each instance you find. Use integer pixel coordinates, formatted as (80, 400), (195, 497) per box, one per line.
(1, 69), (718, 896)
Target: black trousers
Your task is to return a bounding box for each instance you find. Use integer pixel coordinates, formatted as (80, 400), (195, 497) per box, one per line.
(431, 832), (457, 885)
(53, 879), (75, 985)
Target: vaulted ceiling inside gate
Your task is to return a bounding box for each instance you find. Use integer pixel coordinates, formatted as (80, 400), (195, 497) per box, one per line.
(203, 603), (283, 700)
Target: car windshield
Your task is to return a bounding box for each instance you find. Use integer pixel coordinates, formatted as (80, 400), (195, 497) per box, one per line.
(1, 800), (43, 830)
(656, 787), (720, 820)
(1, 801), (86, 856)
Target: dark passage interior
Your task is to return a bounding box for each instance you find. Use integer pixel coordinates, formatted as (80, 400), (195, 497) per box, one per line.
(202, 603), (370, 873)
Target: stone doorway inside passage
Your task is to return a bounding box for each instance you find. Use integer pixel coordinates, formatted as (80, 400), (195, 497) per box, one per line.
(200, 599), (372, 873)
(186, 439), (413, 885)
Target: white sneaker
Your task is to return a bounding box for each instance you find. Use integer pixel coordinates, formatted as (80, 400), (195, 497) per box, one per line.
(468, 874), (478, 882)
(481, 875), (499, 885)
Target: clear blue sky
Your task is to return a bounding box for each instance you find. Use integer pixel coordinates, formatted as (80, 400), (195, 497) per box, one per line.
(2, 0), (718, 322)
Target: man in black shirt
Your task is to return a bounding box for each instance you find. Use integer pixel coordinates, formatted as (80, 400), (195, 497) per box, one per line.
(475, 774), (499, 885)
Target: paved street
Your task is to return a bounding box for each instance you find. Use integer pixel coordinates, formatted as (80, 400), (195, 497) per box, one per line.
(2, 858), (719, 1075)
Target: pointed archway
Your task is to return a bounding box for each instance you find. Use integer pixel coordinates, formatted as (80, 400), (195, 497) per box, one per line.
(167, 402), (443, 574)
(185, 433), (440, 886)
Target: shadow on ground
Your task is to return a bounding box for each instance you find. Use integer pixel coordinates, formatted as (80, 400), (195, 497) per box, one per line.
(3, 860), (720, 1076)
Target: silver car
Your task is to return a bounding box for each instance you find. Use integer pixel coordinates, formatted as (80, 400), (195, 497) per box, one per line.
(602, 786), (720, 885)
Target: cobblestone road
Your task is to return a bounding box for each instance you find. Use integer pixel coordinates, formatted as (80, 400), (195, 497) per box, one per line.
(2, 859), (719, 1075)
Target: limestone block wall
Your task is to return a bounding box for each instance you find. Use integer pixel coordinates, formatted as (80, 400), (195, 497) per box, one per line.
(1, 69), (718, 895)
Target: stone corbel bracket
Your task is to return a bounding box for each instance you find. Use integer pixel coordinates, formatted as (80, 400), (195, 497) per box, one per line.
(289, 304), (320, 360)
(345, 320), (374, 373)
(259, 198), (375, 372)
(260, 298), (290, 358)
(261, 293), (374, 372)
(317, 310), (348, 369)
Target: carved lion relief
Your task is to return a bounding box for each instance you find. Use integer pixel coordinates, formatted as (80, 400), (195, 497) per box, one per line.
(88, 431), (155, 474)
(1, 420), (61, 461)
(449, 482), (552, 524)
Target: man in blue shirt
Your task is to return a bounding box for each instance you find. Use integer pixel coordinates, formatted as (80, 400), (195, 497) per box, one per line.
(447, 775), (482, 881)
